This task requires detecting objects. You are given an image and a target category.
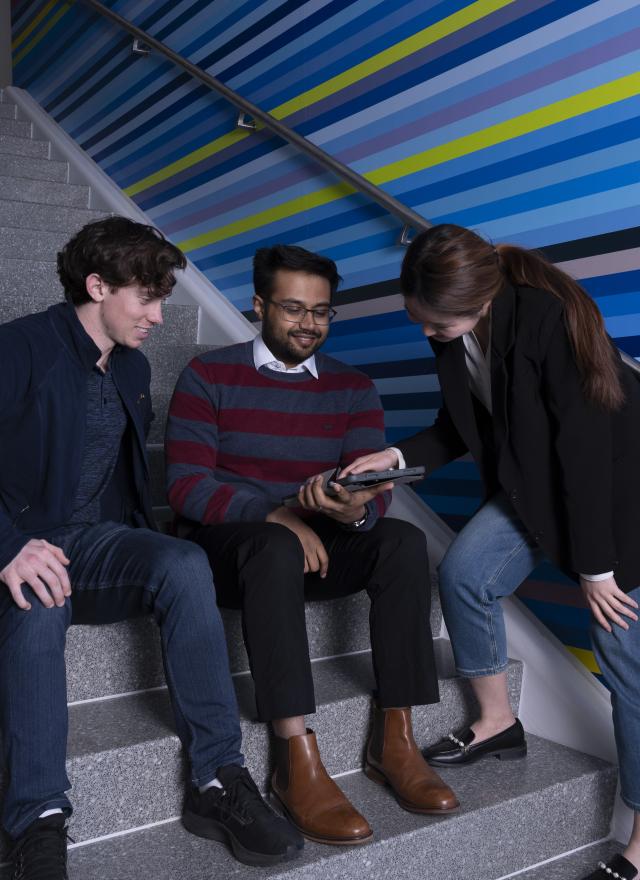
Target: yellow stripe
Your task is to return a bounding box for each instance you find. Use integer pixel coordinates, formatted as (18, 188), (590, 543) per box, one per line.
(271, 0), (515, 120)
(178, 180), (354, 251)
(125, 0), (514, 197)
(14, 3), (70, 66)
(367, 70), (640, 185)
(177, 70), (640, 253)
(126, 129), (247, 197)
(12, 0), (59, 50)
(567, 646), (601, 674)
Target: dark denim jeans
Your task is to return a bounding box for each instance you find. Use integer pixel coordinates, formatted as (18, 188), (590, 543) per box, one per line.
(0, 522), (243, 839)
(591, 585), (640, 811)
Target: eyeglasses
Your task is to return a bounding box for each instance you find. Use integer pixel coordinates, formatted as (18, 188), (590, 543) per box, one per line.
(264, 300), (337, 325)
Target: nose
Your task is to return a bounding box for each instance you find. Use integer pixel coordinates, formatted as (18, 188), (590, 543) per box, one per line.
(299, 309), (316, 329)
(148, 299), (163, 325)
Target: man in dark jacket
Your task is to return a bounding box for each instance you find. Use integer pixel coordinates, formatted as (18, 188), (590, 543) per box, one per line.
(0, 217), (301, 880)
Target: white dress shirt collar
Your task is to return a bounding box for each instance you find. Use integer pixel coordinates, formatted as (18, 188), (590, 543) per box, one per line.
(252, 335), (319, 379)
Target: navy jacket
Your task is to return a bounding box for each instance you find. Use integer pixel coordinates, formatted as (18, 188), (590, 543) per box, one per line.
(0, 303), (155, 572)
(399, 285), (640, 591)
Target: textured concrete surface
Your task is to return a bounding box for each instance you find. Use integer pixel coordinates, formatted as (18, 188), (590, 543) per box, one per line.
(64, 584), (443, 700)
(0, 154), (68, 182)
(0, 118), (31, 139)
(0, 103), (16, 119)
(513, 840), (623, 879)
(52, 644), (523, 843)
(56, 739), (616, 880)
(0, 226), (83, 260)
(0, 175), (89, 207)
(0, 198), (105, 232)
(146, 342), (209, 396)
(0, 133), (48, 158)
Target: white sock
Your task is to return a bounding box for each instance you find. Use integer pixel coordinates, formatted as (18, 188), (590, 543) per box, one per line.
(199, 777), (224, 793)
(39, 809), (64, 819)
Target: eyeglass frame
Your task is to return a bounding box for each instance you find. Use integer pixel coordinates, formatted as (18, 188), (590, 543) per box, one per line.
(260, 297), (337, 325)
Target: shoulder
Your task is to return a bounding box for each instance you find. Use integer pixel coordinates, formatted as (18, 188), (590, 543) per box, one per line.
(514, 286), (563, 324)
(0, 308), (60, 361)
(316, 352), (375, 391)
(179, 341), (253, 387)
(512, 286), (565, 350)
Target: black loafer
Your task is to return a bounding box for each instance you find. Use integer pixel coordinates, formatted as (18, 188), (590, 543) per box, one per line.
(423, 719), (527, 766)
(581, 855), (638, 880)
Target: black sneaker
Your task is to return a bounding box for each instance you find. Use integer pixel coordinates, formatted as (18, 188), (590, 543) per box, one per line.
(182, 765), (304, 866)
(9, 814), (69, 880)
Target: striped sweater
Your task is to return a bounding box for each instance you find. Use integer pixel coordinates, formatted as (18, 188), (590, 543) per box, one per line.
(165, 340), (390, 528)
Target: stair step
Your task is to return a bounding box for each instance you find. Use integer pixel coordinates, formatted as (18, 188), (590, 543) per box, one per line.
(513, 841), (621, 879)
(146, 342), (210, 391)
(1, 154), (68, 182)
(142, 309), (200, 351)
(0, 176), (90, 208)
(0, 274), (198, 334)
(65, 578), (443, 701)
(0, 199), (105, 233)
(61, 736), (615, 879)
(0, 227), (84, 261)
(0, 118), (31, 139)
(0, 134), (49, 158)
(0, 261), (64, 319)
(0, 645), (524, 851)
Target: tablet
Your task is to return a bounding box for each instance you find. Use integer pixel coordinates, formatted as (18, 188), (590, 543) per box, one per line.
(283, 466), (425, 506)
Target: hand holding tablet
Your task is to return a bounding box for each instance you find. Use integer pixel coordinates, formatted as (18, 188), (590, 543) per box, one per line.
(283, 466), (425, 506)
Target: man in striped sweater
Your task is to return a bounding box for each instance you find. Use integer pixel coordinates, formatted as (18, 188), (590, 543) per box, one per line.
(165, 244), (458, 845)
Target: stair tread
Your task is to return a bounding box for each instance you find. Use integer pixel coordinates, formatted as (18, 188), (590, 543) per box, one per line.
(66, 643), (495, 756)
(60, 737), (615, 880)
(512, 841), (622, 879)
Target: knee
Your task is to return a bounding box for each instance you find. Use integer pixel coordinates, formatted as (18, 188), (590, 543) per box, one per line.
(437, 542), (477, 599)
(8, 593), (70, 655)
(371, 517), (428, 560)
(242, 522), (304, 569)
(151, 539), (215, 596)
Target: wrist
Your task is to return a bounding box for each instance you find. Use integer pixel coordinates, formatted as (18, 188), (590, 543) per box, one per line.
(348, 505), (369, 529)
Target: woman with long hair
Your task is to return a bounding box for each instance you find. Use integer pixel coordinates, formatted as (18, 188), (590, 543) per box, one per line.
(343, 223), (640, 880)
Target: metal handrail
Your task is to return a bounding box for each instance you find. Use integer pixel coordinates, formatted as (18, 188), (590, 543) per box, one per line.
(73, 0), (639, 377)
(74, 0), (431, 240)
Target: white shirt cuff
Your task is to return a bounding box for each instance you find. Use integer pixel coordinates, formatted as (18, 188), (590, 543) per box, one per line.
(579, 571), (614, 582)
(387, 447), (405, 469)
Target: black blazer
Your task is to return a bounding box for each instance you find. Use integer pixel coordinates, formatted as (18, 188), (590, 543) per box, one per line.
(398, 284), (640, 591)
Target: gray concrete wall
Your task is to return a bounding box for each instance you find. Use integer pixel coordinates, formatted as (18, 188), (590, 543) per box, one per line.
(0, 0), (12, 87)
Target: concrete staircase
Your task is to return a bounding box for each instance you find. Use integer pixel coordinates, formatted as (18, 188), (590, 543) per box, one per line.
(0, 90), (618, 879)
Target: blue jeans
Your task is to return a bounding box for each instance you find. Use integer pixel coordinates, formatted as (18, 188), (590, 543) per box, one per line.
(591, 589), (640, 811)
(440, 492), (640, 809)
(0, 522), (243, 839)
(438, 492), (543, 677)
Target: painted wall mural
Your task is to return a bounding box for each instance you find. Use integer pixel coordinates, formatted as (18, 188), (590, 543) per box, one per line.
(11, 0), (640, 676)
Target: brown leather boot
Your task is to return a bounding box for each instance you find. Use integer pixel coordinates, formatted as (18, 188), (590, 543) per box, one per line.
(364, 704), (460, 814)
(271, 729), (373, 845)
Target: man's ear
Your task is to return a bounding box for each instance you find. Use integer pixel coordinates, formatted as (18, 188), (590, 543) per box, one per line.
(85, 274), (106, 303)
(253, 294), (265, 321)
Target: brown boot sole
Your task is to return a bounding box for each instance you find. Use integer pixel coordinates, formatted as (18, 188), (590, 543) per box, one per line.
(363, 763), (460, 815)
(270, 790), (374, 846)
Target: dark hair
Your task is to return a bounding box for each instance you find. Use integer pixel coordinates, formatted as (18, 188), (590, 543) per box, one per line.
(401, 224), (624, 410)
(253, 244), (341, 300)
(57, 216), (187, 306)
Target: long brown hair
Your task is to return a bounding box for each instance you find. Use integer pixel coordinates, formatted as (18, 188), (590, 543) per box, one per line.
(400, 224), (624, 410)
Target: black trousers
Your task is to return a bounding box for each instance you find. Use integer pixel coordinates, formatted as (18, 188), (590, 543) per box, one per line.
(190, 516), (439, 722)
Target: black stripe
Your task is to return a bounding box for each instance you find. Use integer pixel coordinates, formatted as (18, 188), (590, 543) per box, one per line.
(537, 226), (640, 263)
(358, 358), (437, 380)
